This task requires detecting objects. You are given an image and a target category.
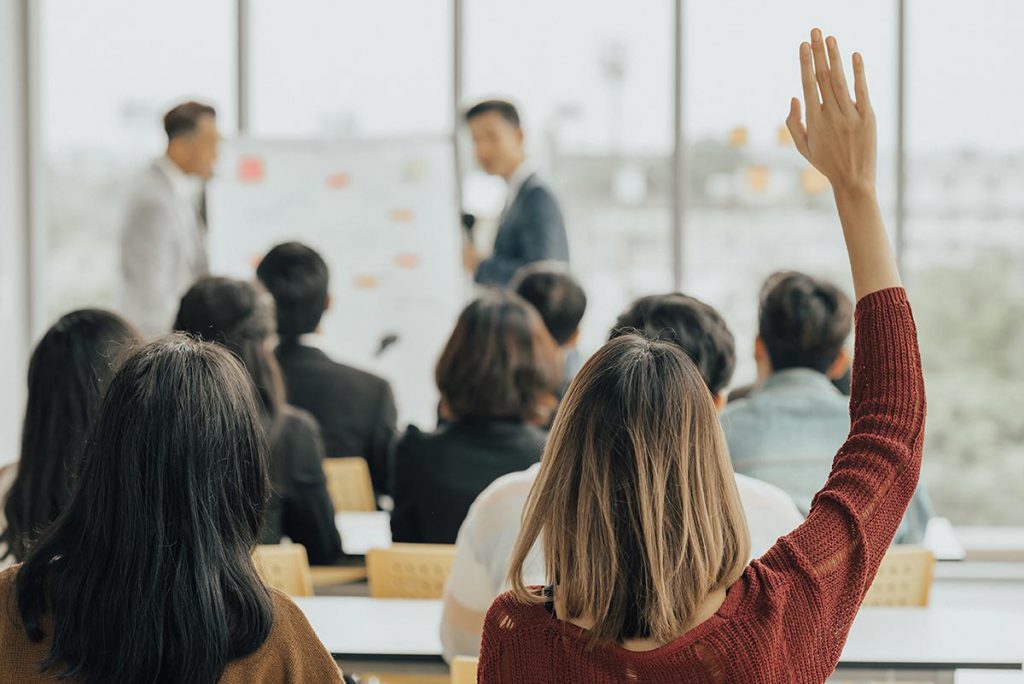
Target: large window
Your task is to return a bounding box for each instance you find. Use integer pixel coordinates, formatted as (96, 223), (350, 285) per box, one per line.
(37, 0), (235, 330)
(681, 2), (898, 386)
(250, 0), (451, 137)
(27, 1), (1023, 526)
(464, 0), (674, 352)
(904, 0), (1024, 525)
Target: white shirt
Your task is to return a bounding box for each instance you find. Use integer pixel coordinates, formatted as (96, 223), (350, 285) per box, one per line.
(503, 161), (534, 213)
(439, 464), (804, 661)
(155, 155), (204, 219)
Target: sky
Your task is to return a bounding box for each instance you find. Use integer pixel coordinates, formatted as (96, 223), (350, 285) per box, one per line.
(38, 0), (1024, 156)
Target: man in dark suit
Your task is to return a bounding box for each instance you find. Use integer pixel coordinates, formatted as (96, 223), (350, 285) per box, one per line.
(257, 242), (397, 497)
(463, 100), (569, 286)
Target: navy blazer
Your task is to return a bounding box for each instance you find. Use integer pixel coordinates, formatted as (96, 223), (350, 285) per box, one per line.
(475, 173), (569, 286)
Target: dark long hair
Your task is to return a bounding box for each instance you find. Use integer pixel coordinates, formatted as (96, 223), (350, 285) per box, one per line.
(1, 309), (138, 562)
(15, 335), (274, 683)
(173, 277), (285, 421)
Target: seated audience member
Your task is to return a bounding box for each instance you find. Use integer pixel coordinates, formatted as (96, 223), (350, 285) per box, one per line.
(477, 30), (926, 682)
(390, 290), (562, 545)
(0, 310), (139, 568)
(174, 277), (342, 564)
(0, 336), (342, 682)
(440, 292), (803, 660)
(509, 261), (587, 389)
(722, 270), (932, 542)
(257, 242), (397, 497)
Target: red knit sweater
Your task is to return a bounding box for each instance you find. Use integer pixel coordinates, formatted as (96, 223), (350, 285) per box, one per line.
(478, 287), (926, 684)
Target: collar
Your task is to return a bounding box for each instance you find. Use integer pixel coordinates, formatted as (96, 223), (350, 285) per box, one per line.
(297, 332), (326, 350)
(504, 161), (534, 209)
(759, 367), (842, 395)
(155, 155), (202, 201)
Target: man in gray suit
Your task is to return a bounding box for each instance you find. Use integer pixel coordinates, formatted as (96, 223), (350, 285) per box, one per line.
(463, 100), (569, 286)
(120, 101), (219, 335)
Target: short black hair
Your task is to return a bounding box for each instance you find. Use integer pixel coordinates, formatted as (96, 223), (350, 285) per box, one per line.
(163, 101), (216, 141)
(610, 293), (735, 396)
(465, 99), (520, 128)
(758, 271), (853, 374)
(256, 242), (330, 340)
(510, 263), (586, 346)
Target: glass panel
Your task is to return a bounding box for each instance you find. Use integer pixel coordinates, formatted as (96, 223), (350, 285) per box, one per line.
(905, 0), (1024, 525)
(38, 0), (235, 328)
(464, 0), (674, 352)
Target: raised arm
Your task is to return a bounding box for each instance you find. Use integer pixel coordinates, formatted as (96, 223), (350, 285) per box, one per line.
(742, 29), (927, 680)
(785, 29), (899, 300)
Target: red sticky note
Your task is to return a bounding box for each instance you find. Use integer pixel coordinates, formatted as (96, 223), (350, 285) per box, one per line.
(238, 156), (264, 183)
(326, 172), (352, 189)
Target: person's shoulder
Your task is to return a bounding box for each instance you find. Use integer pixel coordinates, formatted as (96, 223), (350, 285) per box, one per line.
(278, 404), (321, 436)
(224, 589), (343, 683)
(469, 464), (540, 527)
(485, 589), (549, 628)
(297, 347), (391, 393)
(734, 473), (802, 514)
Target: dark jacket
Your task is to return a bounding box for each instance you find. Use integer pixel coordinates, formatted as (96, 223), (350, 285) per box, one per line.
(261, 405), (343, 565)
(475, 173), (569, 286)
(390, 420), (547, 544)
(275, 341), (397, 496)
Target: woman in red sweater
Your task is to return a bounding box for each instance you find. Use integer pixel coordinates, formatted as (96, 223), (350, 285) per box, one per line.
(478, 29), (926, 683)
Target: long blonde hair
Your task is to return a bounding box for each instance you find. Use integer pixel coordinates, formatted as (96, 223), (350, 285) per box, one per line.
(508, 334), (750, 645)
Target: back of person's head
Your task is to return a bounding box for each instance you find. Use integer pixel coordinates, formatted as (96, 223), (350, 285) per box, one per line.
(173, 277), (284, 418)
(510, 262), (587, 347)
(256, 242), (329, 341)
(163, 100), (216, 141)
(436, 289), (562, 424)
(610, 293), (736, 398)
(758, 271), (853, 374)
(509, 335), (750, 644)
(2, 309), (138, 562)
(15, 335), (273, 683)
(464, 99), (520, 128)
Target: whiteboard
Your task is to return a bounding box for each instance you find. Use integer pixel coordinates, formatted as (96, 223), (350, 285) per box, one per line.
(207, 136), (463, 428)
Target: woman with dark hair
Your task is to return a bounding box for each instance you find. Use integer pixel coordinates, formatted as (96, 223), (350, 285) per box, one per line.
(0, 336), (342, 682)
(174, 277), (342, 565)
(390, 289), (562, 544)
(0, 309), (139, 567)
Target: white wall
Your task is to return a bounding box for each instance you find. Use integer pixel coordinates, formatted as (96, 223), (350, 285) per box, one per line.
(0, 0), (29, 462)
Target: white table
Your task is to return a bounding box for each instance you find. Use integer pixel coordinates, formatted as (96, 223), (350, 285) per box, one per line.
(296, 597), (1024, 681)
(838, 607), (1024, 682)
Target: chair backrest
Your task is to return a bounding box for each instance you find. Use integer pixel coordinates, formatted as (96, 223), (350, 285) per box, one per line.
(451, 656), (479, 684)
(863, 545), (936, 607)
(254, 544), (314, 597)
(366, 543), (457, 598)
(323, 457), (376, 512)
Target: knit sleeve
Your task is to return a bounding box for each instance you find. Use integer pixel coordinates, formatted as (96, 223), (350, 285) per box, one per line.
(745, 287), (926, 678)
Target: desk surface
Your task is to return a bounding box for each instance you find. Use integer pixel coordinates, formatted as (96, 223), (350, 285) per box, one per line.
(295, 597), (1024, 671)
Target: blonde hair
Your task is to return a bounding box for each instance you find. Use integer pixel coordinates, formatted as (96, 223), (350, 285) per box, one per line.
(508, 334), (750, 645)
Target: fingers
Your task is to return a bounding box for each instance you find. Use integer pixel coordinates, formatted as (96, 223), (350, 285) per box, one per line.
(799, 42), (820, 119)
(810, 29), (836, 108)
(826, 35), (854, 113)
(853, 52), (872, 115)
(786, 97), (810, 159)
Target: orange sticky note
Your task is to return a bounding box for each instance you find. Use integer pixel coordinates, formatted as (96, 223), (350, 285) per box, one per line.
(354, 274), (379, 289)
(394, 253), (421, 269)
(389, 209), (414, 223)
(238, 156), (264, 183)
(326, 172), (351, 189)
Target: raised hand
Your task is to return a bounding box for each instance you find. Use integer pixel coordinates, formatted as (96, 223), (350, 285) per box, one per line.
(786, 29), (876, 197)
(786, 29), (899, 299)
